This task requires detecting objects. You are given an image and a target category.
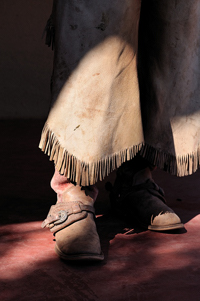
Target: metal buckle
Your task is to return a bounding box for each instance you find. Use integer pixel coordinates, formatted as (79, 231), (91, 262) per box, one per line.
(54, 210), (68, 225)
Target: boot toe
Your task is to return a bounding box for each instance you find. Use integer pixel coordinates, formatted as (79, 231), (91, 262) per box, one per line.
(148, 211), (184, 231)
(55, 214), (104, 261)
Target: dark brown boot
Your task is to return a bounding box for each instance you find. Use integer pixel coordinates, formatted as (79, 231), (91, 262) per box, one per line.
(109, 158), (184, 231)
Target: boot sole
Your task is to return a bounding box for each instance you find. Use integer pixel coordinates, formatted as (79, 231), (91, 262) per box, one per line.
(148, 222), (184, 231)
(55, 244), (104, 261)
(111, 208), (185, 232)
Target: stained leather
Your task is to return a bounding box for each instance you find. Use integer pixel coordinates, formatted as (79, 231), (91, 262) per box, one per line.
(40, 0), (200, 185)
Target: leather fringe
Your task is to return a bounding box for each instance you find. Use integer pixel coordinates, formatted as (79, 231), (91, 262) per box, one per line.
(39, 123), (200, 185)
(140, 144), (200, 177)
(39, 123), (143, 186)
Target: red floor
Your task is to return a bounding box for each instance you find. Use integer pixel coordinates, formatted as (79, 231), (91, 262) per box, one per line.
(1, 120), (200, 301)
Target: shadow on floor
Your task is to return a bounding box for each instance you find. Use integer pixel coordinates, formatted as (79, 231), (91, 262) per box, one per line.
(1, 120), (200, 301)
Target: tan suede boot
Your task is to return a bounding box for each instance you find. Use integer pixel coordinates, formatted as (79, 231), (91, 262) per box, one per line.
(109, 159), (184, 231)
(42, 185), (104, 261)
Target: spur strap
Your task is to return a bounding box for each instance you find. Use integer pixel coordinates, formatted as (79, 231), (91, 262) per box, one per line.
(41, 201), (95, 233)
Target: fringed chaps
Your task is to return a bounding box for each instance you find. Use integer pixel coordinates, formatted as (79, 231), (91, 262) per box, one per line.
(39, 0), (200, 185)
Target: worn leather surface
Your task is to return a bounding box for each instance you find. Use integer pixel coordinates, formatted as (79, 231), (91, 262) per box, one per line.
(138, 0), (200, 160)
(41, 201), (95, 233)
(42, 184), (103, 258)
(40, 0), (200, 182)
(110, 166), (182, 229)
(44, 0), (143, 163)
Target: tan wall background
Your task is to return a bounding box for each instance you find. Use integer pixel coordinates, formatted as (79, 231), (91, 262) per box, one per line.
(0, 0), (53, 118)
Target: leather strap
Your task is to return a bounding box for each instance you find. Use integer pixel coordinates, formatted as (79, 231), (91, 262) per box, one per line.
(123, 179), (166, 204)
(41, 201), (95, 233)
